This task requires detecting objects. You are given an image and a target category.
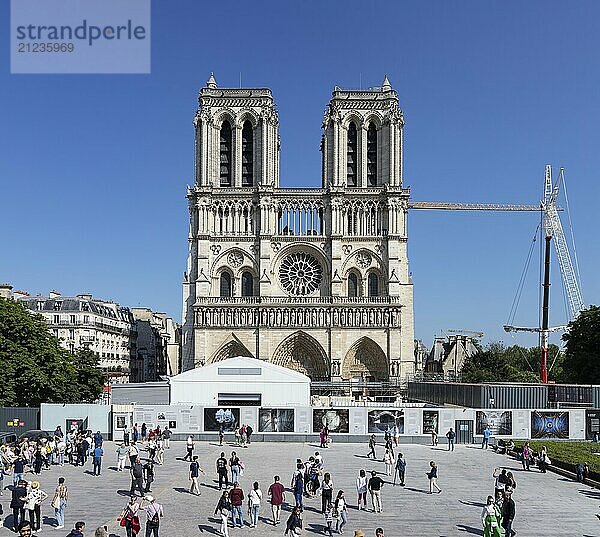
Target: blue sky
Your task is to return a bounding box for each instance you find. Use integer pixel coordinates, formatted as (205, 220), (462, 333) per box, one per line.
(1, 1), (598, 349)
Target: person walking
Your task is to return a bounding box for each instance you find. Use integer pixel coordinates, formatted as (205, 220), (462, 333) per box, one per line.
(427, 461), (442, 494)
(230, 482), (245, 528)
(25, 481), (47, 532)
(368, 471), (384, 513)
(51, 476), (68, 529)
(431, 429), (438, 446)
(161, 427), (171, 450)
(140, 495), (163, 537)
(184, 435), (194, 462)
(383, 448), (394, 476)
(143, 460), (155, 493)
(267, 475), (285, 525)
(128, 443), (140, 469)
(356, 469), (368, 511)
(538, 445), (550, 473)
(320, 472), (334, 514)
(394, 453), (406, 486)
(130, 457), (145, 497)
(481, 495), (502, 537)
(521, 442), (531, 471)
(284, 506), (302, 536)
(214, 490), (232, 537)
(118, 497), (141, 537)
(117, 443), (129, 472)
(446, 428), (456, 451)
(218, 427), (225, 446)
(141, 424), (147, 444)
(323, 502), (334, 537)
(93, 443), (104, 476)
(292, 468), (304, 511)
(124, 425), (131, 446)
(248, 481), (262, 528)
(319, 427), (327, 448)
(216, 452), (229, 490)
(501, 488), (516, 536)
(334, 490), (348, 534)
(11, 479), (27, 532)
(482, 426), (492, 449)
(367, 435), (376, 459)
(12, 455), (27, 487)
(189, 456), (205, 496)
(246, 425), (253, 445)
(230, 451), (241, 485)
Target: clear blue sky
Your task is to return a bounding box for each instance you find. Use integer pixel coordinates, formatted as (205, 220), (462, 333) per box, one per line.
(1, 1), (598, 350)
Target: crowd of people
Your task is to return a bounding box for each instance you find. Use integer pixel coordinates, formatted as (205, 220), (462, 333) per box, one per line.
(0, 421), (585, 536)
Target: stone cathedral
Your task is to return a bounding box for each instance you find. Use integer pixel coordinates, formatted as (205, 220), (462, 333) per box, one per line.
(182, 74), (415, 382)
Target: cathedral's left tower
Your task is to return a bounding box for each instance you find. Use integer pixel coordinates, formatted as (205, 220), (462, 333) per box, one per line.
(182, 74), (280, 370)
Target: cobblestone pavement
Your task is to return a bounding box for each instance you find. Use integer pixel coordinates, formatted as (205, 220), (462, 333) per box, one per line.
(1, 440), (598, 536)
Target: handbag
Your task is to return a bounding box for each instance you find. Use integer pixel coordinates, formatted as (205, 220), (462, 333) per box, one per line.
(544, 455), (552, 465)
(221, 508), (230, 518)
(51, 496), (61, 510)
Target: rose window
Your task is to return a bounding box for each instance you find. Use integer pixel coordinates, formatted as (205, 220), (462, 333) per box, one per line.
(279, 252), (323, 296)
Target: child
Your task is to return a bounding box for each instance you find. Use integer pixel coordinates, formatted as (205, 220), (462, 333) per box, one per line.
(323, 502), (334, 537)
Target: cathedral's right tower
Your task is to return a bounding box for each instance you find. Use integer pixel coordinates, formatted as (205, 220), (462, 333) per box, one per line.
(321, 76), (414, 380)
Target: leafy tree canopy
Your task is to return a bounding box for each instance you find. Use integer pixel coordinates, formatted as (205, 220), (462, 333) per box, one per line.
(0, 297), (105, 406)
(461, 341), (564, 384)
(561, 305), (600, 384)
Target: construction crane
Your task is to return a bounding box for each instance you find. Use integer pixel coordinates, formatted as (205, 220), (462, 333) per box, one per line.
(447, 329), (484, 338)
(503, 165), (585, 383)
(408, 202), (542, 211)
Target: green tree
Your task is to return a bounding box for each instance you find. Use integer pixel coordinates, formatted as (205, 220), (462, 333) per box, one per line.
(461, 342), (563, 383)
(561, 305), (600, 384)
(0, 297), (105, 406)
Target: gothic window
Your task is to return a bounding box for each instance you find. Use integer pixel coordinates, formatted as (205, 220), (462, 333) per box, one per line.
(219, 272), (232, 297)
(368, 272), (379, 297)
(347, 122), (357, 186)
(348, 272), (359, 298)
(367, 122), (377, 186)
(279, 251), (323, 296)
(242, 120), (254, 187)
(220, 121), (232, 187)
(241, 271), (254, 297)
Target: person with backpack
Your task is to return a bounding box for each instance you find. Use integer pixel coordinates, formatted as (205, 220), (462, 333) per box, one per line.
(92, 444), (103, 476)
(446, 428), (456, 451)
(216, 452), (229, 490)
(140, 495), (163, 537)
(214, 490), (232, 537)
(426, 461), (442, 494)
(118, 496), (141, 537)
(247, 481), (262, 528)
(189, 456), (205, 496)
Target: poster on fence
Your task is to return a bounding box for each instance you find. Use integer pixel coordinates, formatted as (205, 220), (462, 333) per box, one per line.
(368, 410), (404, 434)
(203, 408), (240, 432)
(259, 409), (294, 432)
(531, 411), (569, 439)
(422, 410), (439, 434)
(313, 409), (349, 433)
(476, 410), (513, 436)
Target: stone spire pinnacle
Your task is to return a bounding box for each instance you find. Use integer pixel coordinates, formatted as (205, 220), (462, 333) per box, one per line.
(206, 72), (217, 89)
(381, 74), (392, 91)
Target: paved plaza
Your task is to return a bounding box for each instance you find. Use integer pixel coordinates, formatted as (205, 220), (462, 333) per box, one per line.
(1, 440), (599, 536)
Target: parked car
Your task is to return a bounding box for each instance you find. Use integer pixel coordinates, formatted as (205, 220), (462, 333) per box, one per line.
(18, 430), (52, 442)
(0, 433), (18, 445)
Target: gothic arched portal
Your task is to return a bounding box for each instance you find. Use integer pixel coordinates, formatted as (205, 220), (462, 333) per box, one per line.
(342, 337), (388, 381)
(271, 331), (329, 380)
(210, 337), (254, 363)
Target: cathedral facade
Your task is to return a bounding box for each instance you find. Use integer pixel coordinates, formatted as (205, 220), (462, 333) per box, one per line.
(181, 74), (415, 382)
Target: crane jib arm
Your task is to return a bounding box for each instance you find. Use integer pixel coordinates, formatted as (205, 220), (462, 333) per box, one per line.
(408, 202), (562, 211)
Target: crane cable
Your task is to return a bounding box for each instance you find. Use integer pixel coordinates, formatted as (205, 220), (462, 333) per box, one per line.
(506, 220), (541, 327)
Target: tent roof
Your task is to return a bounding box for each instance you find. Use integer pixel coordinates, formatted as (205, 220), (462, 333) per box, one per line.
(170, 356), (310, 383)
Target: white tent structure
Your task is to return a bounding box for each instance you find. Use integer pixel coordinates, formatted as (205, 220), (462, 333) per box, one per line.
(169, 356), (311, 407)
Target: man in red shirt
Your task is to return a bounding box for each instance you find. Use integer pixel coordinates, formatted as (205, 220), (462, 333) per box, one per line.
(268, 475), (286, 525)
(230, 482), (245, 528)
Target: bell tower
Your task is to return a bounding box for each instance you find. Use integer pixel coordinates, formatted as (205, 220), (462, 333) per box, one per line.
(193, 73), (280, 188)
(321, 75), (404, 188)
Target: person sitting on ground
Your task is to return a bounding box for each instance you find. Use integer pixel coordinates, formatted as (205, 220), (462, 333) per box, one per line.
(576, 462), (589, 482)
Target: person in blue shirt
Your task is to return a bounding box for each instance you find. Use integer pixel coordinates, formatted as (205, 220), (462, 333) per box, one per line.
(93, 445), (104, 476)
(12, 455), (27, 487)
(93, 431), (103, 447)
(482, 427), (492, 449)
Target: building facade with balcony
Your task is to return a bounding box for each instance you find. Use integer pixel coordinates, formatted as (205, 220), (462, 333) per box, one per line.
(18, 291), (135, 383)
(182, 75), (414, 381)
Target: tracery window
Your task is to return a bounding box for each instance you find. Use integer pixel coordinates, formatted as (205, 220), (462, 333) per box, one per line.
(348, 272), (359, 298)
(220, 121), (232, 187)
(220, 272), (232, 297)
(367, 122), (377, 186)
(242, 121), (254, 187)
(368, 272), (379, 297)
(347, 122), (357, 186)
(241, 271), (254, 297)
